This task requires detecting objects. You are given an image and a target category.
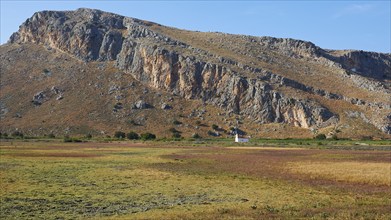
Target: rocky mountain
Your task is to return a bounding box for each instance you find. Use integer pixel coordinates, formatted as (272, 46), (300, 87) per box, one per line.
(1, 8), (390, 138)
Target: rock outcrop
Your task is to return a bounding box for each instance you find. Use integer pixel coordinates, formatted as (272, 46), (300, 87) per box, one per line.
(331, 50), (391, 81)
(32, 91), (46, 106)
(8, 8), (391, 133)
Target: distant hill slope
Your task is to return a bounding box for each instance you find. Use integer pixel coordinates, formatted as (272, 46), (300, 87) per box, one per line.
(1, 8), (390, 138)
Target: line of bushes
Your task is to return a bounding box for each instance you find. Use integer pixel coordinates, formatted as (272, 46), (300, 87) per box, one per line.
(114, 131), (156, 140)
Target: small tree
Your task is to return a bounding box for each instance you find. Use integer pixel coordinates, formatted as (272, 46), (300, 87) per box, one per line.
(314, 134), (326, 140)
(172, 132), (181, 138)
(173, 119), (182, 125)
(63, 135), (72, 142)
(192, 133), (201, 139)
(114, 131), (126, 139)
(126, 131), (139, 140)
(140, 133), (156, 140)
(330, 134), (338, 140)
(11, 131), (24, 138)
(212, 124), (219, 130)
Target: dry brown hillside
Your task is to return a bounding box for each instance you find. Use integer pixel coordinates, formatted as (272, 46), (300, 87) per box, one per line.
(1, 8), (390, 139)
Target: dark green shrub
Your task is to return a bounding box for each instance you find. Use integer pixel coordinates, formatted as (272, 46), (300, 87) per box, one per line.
(47, 133), (55, 138)
(207, 130), (216, 136)
(114, 131), (126, 139)
(63, 135), (82, 142)
(64, 135), (72, 142)
(126, 131), (139, 140)
(11, 131), (24, 138)
(330, 134), (338, 140)
(127, 119), (139, 126)
(85, 134), (92, 139)
(172, 132), (181, 138)
(140, 133), (156, 140)
(212, 124), (219, 130)
(173, 120), (182, 125)
(314, 134), (326, 140)
(192, 133), (201, 139)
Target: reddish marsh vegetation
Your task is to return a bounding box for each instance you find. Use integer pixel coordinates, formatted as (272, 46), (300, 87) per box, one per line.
(1, 141), (390, 219)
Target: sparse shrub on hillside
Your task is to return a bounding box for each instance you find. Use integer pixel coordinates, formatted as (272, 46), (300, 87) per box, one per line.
(212, 124), (219, 130)
(168, 128), (179, 133)
(126, 131), (139, 140)
(207, 130), (216, 136)
(168, 128), (181, 139)
(114, 131), (126, 139)
(314, 134), (326, 140)
(127, 119), (142, 126)
(113, 102), (123, 111)
(47, 133), (55, 138)
(85, 134), (92, 139)
(140, 133), (156, 140)
(195, 121), (201, 125)
(330, 134), (338, 140)
(173, 119), (182, 125)
(0, 132), (7, 138)
(172, 132), (181, 138)
(192, 133), (201, 139)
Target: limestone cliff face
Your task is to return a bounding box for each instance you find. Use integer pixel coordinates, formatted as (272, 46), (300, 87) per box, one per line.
(117, 43), (334, 128)
(333, 51), (391, 80)
(10, 9), (125, 61)
(9, 8), (391, 133)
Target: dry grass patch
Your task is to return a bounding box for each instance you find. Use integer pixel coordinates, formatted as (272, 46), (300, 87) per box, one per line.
(288, 161), (391, 186)
(227, 146), (302, 150)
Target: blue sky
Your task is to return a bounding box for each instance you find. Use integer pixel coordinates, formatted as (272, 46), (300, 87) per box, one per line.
(1, 1), (390, 53)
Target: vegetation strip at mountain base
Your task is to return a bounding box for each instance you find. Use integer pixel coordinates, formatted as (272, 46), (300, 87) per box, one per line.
(1, 140), (390, 219)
